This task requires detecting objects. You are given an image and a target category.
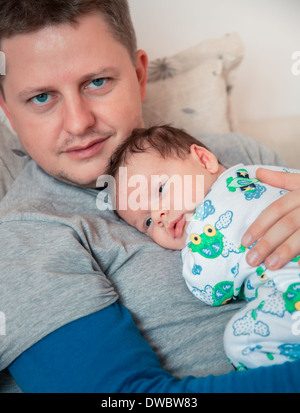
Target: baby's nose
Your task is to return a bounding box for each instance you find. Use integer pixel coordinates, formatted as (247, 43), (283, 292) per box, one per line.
(151, 210), (168, 226)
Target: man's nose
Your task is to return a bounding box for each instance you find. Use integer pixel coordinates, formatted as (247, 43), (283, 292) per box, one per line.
(62, 95), (96, 136)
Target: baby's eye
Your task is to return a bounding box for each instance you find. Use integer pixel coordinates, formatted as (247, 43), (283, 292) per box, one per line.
(145, 217), (152, 228)
(159, 184), (165, 194)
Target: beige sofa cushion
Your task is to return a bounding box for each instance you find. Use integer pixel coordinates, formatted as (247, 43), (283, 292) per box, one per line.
(143, 32), (244, 136)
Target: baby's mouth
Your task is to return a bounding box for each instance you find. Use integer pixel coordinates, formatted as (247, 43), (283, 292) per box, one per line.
(169, 215), (186, 239)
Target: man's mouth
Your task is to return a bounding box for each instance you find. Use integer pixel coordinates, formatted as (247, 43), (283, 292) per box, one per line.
(65, 137), (110, 160)
(169, 214), (186, 239)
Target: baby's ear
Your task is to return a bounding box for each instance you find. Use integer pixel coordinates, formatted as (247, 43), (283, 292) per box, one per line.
(190, 144), (219, 174)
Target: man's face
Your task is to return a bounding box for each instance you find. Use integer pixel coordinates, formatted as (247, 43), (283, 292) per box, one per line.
(0, 13), (148, 187)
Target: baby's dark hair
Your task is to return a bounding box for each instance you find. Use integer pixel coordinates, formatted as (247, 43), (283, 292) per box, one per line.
(106, 125), (208, 178)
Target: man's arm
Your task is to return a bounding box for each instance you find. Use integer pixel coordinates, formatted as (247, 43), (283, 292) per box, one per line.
(8, 301), (300, 393)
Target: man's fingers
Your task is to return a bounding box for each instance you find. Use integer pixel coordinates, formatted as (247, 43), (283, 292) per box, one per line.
(241, 190), (300, 247)
(245, 209), (300, 269)
(241, 175), (300, 269)
(264, 230), (300, 270)
(256, 168), (300, 191)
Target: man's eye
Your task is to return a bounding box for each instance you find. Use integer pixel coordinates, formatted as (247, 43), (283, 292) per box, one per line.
(89, 78), (107, 88)
(31, 93), (51, 105)
(145, 217), (152, 228)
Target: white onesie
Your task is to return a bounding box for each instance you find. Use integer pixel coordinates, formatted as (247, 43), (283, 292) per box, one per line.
(181, 164), (300, 370)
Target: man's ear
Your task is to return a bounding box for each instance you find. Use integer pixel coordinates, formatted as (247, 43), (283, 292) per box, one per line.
(190, 144), (219, 174)
(0, 91), (15, 131)
(135, 49), (148, 102)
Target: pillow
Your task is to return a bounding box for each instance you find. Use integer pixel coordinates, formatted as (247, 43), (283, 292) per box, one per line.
(0, 106), (12, 133)
(143, 32), (244, 136)
(0, 121), (30, 201)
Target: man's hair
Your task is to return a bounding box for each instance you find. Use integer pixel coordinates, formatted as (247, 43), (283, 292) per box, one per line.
(0, 0), (137, 95)
(106, 125), (208, 178)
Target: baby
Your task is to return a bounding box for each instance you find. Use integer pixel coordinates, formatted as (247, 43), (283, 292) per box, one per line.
(105, 125), (300, 370)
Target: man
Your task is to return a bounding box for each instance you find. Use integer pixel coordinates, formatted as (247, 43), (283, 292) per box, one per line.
(0, 0), (299, 392)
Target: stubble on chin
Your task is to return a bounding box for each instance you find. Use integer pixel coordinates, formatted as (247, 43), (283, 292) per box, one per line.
(52, 168), (98, 189)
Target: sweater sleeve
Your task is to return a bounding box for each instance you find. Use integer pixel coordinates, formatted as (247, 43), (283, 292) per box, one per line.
(8, 301), (300, 393)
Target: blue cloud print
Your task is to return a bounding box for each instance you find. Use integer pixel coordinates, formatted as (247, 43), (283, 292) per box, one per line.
(244, 184), (266, 201)
(194, 200), (215, 221)
(215, 211), (233, 230)
(232, 310), (270, 337)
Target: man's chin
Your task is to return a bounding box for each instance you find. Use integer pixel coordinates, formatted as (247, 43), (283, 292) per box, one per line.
(53, 170), (100, 189)
(43, 155), (110, 188)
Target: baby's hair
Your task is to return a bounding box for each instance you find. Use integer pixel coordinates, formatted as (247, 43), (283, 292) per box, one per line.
(106, 124), (208, 178)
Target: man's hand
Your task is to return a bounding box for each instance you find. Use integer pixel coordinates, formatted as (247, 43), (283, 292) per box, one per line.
(241, 168), (300, 270)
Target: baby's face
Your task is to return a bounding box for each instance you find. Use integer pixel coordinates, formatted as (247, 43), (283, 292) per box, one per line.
(116, 146), (221, 250)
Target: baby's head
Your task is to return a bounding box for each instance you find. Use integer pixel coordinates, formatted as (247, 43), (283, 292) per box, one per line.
(106, 125), (224, 250)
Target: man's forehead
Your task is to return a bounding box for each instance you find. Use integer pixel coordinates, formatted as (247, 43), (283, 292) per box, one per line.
(1, 12), (116, 58)
(1, 14), (126, 95)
